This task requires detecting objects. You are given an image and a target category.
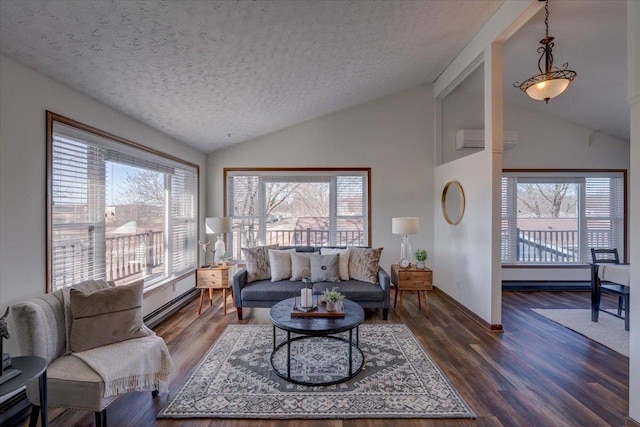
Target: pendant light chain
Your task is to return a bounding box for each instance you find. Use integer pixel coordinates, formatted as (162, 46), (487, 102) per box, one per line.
(544, 0), (549, 39)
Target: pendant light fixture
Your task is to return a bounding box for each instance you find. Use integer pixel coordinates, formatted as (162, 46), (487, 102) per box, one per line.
(514, 0), (576, 103)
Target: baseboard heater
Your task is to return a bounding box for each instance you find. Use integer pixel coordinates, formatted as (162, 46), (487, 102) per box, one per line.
(502, 281), (590, 291)
(144, 288), (200, 328)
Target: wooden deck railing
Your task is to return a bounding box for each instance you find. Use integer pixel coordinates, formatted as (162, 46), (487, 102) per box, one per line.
(53, 230), (164, 288)
(229, 228), (365, 260)
(106, 231), (163, 281)
(509, 229), (612, 263)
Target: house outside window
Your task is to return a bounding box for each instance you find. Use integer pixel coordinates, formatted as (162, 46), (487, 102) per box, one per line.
(501, 170), (626, 265)
(47, 112), (198, 292)
(224, 168), (370, 259)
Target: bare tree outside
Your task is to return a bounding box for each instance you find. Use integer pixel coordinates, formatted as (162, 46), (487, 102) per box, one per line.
(517, 183), (577, 218)
(116, 169), (165, 207)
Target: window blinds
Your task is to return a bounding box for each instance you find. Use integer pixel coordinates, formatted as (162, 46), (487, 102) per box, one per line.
(50, 119), (198, 291)
(51, 134), (107, 290)
(501, 171), (625, 264)
(171, 168), (198, 274)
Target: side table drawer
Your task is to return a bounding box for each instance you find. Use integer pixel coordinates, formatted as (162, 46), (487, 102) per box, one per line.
(197, 269), (229, 288)
(398, 270), (433, 290)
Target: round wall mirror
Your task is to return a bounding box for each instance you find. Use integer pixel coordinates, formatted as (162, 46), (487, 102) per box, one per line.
(441, 181), (465, 225)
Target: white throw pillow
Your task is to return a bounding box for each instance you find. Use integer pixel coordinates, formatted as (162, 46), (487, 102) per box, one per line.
(290, 252), (311, 281)
(268, 249), (293, 282)
(320, 247), (351, 281)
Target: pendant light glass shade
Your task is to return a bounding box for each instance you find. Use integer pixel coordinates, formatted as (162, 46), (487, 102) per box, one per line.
(525, 77), (571, 101)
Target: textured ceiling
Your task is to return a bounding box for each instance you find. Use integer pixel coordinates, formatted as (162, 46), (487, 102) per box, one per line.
(0, 0), (502, 152)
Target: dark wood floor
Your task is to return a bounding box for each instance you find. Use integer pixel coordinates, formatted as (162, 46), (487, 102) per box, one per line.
(38, 290), (629, 427)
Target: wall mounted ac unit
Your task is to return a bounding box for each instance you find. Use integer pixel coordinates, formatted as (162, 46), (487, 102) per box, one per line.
(455, 129), (518, 150)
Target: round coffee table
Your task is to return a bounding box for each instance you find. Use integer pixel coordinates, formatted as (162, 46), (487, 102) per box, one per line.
(269, 297), (365, 386)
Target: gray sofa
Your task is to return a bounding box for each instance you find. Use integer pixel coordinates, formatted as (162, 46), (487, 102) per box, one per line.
(232, 246), (390, 320)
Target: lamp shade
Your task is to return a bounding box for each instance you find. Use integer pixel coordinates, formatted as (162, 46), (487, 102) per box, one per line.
(205, 217), (231, 234)
(525, 77), (571, 102)
(392, 217), (419, 235)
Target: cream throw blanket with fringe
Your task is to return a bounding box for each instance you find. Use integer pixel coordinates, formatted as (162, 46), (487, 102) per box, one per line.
(73, 334), (173, 397)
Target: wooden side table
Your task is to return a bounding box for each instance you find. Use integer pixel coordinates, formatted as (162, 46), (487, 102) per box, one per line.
(196, 265), (235, 315)
(390, 264), (433, 318)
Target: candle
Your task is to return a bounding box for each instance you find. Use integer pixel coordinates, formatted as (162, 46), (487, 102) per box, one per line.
(301, 288), (312, 307)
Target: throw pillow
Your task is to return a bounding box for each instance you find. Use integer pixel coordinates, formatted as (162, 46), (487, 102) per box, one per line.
(269, 249), (293, 282)
(309, 253), (340, 283)
(241, 245), (277, 283)
(63, 279), (114, 355)
(320, 247), (351, 281)
(69, 280), (152, 353)
(349, 247), (383, 284)
(290, 251), (311, 281)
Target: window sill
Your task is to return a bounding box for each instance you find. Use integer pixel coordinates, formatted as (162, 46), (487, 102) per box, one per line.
(502, 264), (589, 269)
(143, 270), (196, 296)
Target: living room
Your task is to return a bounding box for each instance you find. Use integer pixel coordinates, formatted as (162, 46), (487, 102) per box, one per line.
(0, 1), (638, 426)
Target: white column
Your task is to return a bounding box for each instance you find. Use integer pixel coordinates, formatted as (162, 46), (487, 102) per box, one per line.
(485, 42), (504, 326)
(628, 0), (640, 423)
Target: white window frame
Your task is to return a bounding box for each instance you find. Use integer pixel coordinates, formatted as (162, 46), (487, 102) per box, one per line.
(502, 169), (626, 265)
(46, 112), (199, 292)
(224, 168), (371, 258)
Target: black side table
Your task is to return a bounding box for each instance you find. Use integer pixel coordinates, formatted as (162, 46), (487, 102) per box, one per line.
(0, 356), (47, 427)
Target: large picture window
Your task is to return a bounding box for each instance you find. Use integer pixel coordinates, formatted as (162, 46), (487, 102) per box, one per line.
(224, 168), (370, 259)
(47, 112), (198, 292)
(501, 170), (626, 265)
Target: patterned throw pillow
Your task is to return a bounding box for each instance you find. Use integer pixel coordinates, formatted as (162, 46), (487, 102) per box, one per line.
(320, 247), (351, 281)
(290, 252), (311, 281)
(309, 253), (340, 283)
(348, 247), (383, 284)
(241, 245), (277, 283)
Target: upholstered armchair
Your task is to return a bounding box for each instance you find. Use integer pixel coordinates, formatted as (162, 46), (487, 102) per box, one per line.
(12, 280), (173, 427)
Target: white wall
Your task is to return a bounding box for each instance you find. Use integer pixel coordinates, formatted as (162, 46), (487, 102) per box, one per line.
(207, 85), (435, 275)
(0, 54), (207, 354)
(434, 151), (499, 324)
(627, 1), (639, 422)
(503, 106), (630, 171)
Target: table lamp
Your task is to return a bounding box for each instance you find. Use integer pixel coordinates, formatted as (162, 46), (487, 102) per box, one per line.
(206, 217), (231, 265)
(392, 217), (419, 267)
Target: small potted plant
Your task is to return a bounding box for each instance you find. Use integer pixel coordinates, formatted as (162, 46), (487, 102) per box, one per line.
(322, 287), (345, 312)
(414, 249), (428, 269)
(219, 252), (232, 266)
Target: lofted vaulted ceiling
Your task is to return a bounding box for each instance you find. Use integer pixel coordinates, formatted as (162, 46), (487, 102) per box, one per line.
(0, 1), (629, 152)
(0, 0), (501, 151)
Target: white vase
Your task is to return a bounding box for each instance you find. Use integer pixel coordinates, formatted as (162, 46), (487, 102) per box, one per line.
(326, 302), (336, 312)
(417, 261), (425, 269)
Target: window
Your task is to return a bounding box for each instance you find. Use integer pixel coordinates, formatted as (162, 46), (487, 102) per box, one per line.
(501, 170), (626, 265)
(47, 112), (198, 292)
(225, 168), (370, 259)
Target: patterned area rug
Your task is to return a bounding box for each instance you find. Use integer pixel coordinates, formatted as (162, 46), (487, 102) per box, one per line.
(158, 324), (475, 419)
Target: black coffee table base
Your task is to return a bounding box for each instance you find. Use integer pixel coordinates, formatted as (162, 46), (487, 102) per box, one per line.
(270, 326), (364, 386)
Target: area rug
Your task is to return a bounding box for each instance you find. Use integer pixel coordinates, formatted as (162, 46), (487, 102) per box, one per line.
(532, 309), (629, 357)
(158, 324), (475, 419)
